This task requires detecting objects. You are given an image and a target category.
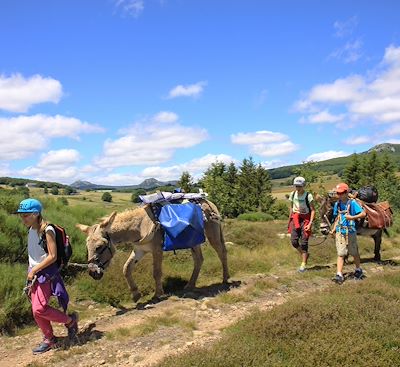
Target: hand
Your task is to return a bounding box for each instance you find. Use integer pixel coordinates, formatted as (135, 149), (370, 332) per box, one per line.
(345, 214), (354, 221)
(27, 270), (36, 281)
(304, 223), (312, 231)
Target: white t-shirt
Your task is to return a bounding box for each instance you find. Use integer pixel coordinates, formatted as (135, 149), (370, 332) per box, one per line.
(289, 191), (314, 214)
(28, 225), (56, 268)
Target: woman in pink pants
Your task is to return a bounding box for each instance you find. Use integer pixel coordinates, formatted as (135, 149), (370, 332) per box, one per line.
(17, 198), (78, 354)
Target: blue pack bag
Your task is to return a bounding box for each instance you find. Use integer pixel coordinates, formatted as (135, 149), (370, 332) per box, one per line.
(159, 202), (205, 251)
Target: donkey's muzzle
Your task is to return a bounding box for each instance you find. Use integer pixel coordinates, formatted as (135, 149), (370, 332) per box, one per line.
(88, 263), (104, 280)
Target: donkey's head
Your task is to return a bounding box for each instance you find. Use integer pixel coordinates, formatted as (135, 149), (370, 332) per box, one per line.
(318, 192), (337, 236)
(76, 212), (117, 280)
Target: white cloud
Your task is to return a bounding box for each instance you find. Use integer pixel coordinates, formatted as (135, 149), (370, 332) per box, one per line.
(0, 163), (11, 176)
(231, 130), (288, 145)
(305, 110), (345, 124)
(0, 73), (62, 113)
(0, 114), (104, 160)
(343, 136), (371, 145)
(251, 141), (299, 157)
(94, 112), (208, 169)
(231, 130), (298, 158)
(334, 16), (358, 38)
(383, 123), (400, 137)
(19, 149), (81, 183)
(329, 39), (363, 63)
(115, 0), (144, 17)
(37, 149), (80, 168)
(167, 81), (207, 99)
(261, 160), (285, 169)
(305, 150), (349, 162)
(153, 111), (179, 123)
(295, 45), (400, 134)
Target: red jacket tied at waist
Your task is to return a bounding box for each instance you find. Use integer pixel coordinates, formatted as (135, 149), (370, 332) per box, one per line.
(288, 212), (312, 238)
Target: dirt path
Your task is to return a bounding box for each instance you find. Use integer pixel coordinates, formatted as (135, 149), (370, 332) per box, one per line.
(1, 260), (399, 367)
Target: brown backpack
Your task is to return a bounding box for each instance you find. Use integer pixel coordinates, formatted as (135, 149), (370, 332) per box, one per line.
(357, 200), (393, 229)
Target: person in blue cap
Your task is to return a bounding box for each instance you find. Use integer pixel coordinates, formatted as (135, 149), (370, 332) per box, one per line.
(17, 198), (78, 354)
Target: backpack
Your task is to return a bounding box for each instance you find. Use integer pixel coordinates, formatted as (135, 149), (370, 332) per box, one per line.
(290, 191), (311, 213)
(357, 186), (378, 203)
(40, 224), (72, 269)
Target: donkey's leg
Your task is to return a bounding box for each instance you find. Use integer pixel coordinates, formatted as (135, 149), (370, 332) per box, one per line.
(372, 230), (382, 262)
(152, 245), (164, 298)
(205, 220), (230, 283)
(123, 248), (145, 302)
(185, 245), (204, 290)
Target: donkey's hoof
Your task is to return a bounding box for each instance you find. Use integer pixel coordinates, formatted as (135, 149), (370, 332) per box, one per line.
(132, 291), (142, 303)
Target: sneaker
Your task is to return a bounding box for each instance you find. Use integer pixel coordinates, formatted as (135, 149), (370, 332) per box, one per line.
(298, 264), (306, 273)
(333, 274), (344, 284)
(66, 312), (79, 340)
(354, 268), (363, 280)
(32, 337), (56, 354)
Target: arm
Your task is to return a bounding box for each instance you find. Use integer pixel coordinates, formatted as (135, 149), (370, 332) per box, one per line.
(304, 202), (315, 231)
(345, 201), (366, 221)
(27, 230), (57, 280)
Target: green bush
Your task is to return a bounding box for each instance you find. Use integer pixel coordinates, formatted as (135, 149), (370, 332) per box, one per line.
(0, 263), (33, 334)
(102, 192), (112, 202)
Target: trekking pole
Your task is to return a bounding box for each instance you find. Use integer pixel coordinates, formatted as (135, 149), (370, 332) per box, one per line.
(22, 275), (37, 302)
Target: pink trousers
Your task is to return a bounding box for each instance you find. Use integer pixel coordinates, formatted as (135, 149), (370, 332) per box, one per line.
(31, 280), (69, 340)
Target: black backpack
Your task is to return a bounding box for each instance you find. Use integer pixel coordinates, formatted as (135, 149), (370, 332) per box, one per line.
(357, 186), (378, 203)
(40, 224), (72, 269)
(290, 191), (311, 212)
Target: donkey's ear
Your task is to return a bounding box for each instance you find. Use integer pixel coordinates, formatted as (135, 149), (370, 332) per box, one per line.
(76, 223), (90, 234)
(100, 211), (117, 228)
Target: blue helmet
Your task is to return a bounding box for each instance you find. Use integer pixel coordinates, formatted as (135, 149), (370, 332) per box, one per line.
(16, 198), (43, 213)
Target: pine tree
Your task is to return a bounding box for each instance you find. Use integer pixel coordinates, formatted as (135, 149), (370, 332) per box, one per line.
(343, 153), (361, 188)
(178, 171), (194, 193)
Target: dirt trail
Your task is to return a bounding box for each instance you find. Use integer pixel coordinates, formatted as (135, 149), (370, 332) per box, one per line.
(1, 260), (398, 367)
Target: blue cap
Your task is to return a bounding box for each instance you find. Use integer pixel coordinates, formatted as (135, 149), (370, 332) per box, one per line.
(16, 198), (43, 213)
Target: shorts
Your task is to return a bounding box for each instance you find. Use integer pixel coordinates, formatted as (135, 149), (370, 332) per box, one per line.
(335, 231), (359, 257)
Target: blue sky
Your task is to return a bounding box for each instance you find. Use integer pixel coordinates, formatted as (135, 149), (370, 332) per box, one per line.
(1, 0), (400, 185)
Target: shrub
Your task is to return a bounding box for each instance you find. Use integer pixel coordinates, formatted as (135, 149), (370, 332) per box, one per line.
(102, 192), (112, 202)
(237, 212), (274, 222)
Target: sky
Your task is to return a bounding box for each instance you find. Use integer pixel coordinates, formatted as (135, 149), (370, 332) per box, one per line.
(1, 0), (400, 185)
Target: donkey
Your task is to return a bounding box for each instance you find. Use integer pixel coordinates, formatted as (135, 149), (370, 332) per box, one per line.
(76, 200), (229, 302)
(318, 194), (384, 262)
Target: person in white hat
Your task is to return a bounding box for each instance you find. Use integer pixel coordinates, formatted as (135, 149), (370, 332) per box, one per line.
(288, 177), (315, 272)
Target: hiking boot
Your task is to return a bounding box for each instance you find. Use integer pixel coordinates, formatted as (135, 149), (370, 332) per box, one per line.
(32, 337), (56, 354)
(66, 312), (79, 340)
(354, 268), (364, 280)
(333, 274), (344, 284)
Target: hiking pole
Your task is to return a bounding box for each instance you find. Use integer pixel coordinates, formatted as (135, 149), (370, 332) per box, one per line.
(22, 275), (37, 302)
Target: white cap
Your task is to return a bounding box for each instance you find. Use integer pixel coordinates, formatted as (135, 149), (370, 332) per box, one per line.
(293, 176), (306, 187)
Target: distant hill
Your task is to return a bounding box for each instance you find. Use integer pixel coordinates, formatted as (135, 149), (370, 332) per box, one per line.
(70, 178), (178, 191)
(268, 143), (400, 179)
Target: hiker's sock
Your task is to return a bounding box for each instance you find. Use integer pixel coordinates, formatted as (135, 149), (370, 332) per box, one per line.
(337, 272), (343, 277)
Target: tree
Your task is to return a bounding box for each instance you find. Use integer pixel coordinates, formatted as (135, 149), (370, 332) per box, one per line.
(343, 153), (361, 188)
(43, 187), (48, 194)
(131, 189), (146, 203)
(178, 171), (194, 193)
(360, 151), (381, 186)
(101, 192), (112, 202)
(51, 187), (59, 195)
(63, 186), (75, 195)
